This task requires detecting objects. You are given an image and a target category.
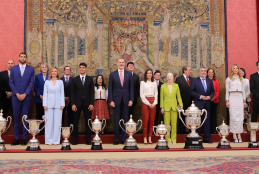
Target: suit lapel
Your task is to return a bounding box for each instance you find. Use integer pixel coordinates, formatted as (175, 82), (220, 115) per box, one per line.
(181, 75), (189, 87)
(115, 70), (122, 87)
(21, 65), (29, 80)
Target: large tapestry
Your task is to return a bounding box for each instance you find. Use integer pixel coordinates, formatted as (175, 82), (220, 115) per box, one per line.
(25, 0), (226, 132)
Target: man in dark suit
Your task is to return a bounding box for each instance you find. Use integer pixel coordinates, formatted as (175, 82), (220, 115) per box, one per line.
(60, 66), (73, 127)
(108, 58), (134, 145)
(190, 67), (214, 143)
(250, 61), (259, 122)
(154, 70), (163, 126)
(9, 53), (35, 146)
(0, 60), (15, 118)
(126, 62), (140, 117)
(70, 63), (94, 145)
(175, 65), (193, 134)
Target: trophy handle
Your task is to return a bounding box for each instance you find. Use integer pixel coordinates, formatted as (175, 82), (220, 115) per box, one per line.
(166, 126), (171, 136)
(39, 115), (47, 132)
(135, 120), (142, 134)
(2, 116), (12, 134)
(88, 119), (94, 132)
(101, 119), (106, 132)
(216, 127), (220, 134)
(178, 109), (189, 128)
(153, 126), (159, 136)
(119, 119), (126, 133)
(70, 124), (74, 134)
(22, 115), (30, 132)
(198, 109), (207, 129)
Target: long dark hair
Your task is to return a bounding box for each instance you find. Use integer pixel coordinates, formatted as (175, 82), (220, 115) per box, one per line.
(94, 75), (107, 89)
(144, 69), (154, 82)
(207, 68), (216, 80)
(240, 68), (246, 78)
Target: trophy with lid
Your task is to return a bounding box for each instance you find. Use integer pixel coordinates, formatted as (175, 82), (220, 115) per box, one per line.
(88, 116), (106, 150)
(247, 122), (259, 148)
(216, 121), (231, 148)
(120, 115), (142, 150)
(59, 124), (73, 150)
(0, 109), (12, 151)
(153, 121), (171, 149)
(178, 101), (207, 149)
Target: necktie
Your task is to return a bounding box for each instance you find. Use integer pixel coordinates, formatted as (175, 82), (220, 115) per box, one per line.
(120, 70), (123, 87)
(8, 72), (10, 78)
(65, 77), (69, 86)
(202, 79), (207, 92)
(21, 66), (24, 77)
(156, 80), (159, 87)
(82, 77), (84, 86)
(186, 77), (190, 86)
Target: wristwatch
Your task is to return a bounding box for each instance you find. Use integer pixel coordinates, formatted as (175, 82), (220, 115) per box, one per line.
(5, 91), (7, 94)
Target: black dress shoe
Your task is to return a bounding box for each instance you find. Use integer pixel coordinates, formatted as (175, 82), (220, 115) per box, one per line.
(21, 139), (27, 146)
(121, 141), (125, 144)
(11, 139), (20, 146)
(86, 141), (91, 145)
(113, 141), (119, 145)
(204, 140), (213, 144)
(72, 142), (77, 145)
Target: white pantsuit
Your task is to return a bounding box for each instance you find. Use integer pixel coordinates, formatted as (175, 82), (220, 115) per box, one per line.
(43, 80), (65, 144)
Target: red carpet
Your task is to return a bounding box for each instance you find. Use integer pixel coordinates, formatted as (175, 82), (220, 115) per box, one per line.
(0, 147), (258, 153)
(2, 133), (258, 144)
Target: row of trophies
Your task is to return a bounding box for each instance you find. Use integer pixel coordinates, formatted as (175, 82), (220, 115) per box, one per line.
(0, 101), (259, 151)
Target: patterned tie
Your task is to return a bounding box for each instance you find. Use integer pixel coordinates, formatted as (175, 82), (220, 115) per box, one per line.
(82, 77), (84, 86)
(120, 70), (123, 87)
(202, 79), (207, 92)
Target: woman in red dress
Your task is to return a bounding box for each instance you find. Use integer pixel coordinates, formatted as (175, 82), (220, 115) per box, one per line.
(91, 75), (109, 134)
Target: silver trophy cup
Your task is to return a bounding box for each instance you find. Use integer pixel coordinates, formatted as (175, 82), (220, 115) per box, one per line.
(216, 121), (231, 148)
(22, 115), (47, 151)
(178, 101), (207, 149)
(88, 116), (106, 150)
(120, 115), (142, 150)
(153, 121), (171, 150)
(59, 124), (73, 150)
(0, 109), (12, 151)
(247, 122), (259, 148)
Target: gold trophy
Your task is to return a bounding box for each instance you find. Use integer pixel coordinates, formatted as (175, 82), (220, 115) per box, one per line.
(0, 109), (12, 151)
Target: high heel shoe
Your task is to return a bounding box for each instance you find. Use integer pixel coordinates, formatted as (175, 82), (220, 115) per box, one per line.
(144, 138), (148, 145)
(148, 137), (153, 144)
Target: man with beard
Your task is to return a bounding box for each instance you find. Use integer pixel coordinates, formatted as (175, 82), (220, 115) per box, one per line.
(108, 58), (134, 145)
(9, 53), (35, 146)
(0, 60), (15, 118)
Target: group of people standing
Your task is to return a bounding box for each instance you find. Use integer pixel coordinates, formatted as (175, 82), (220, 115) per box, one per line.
(0, 53), (258, 146)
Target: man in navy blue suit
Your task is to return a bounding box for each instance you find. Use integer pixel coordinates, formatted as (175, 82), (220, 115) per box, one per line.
(108, 58), (134, 145)
(9, 52), (35, 146)
(60, 66), (73, 127)
(190, 67), (214, 143)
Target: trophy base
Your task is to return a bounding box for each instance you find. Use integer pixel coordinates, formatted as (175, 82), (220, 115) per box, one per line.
(61, 145), (72, 150)
(123, 146), (139, 150)
(155, 140), (169, 150)
(91, 142), (103, 150)
(155, 145), (170, 150)
(217, 140), (231, 149)
(184, 137), (204, 149)
(248, 142), (259, 148)
(0, 141), (6, 151)
(26, 146), (41, 151)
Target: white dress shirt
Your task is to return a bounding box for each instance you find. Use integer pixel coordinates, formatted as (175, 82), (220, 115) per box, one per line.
(200, 77), (207, 89)
(19, 63), (26, 76)
(183, 74), (189, 82)
(140, 80), (158, 105)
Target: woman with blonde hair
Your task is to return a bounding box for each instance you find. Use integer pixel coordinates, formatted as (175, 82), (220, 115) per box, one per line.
(43, 67), (65, 145)
(226, 64), (247, 143)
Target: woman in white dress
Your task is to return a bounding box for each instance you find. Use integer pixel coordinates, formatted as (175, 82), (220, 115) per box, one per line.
(226, 64), (247, 143)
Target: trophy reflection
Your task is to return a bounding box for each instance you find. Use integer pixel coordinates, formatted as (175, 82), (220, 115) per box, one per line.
(0, 109), (12, 151)
(22, 115), (47, 151)
(60, 124), (73, 150)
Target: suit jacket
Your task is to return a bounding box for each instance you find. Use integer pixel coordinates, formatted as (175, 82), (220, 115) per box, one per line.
(175, 75), (193, 105)
(160, 83), (183, 111)
(250, 72), (259, 102)
(132, 73), (140, 103)
(190, 77), (215, 110)
(70, 75), (94, 107)
(43, 80), (65, 108)
(157, 81), (163, 107)
(108, 70), (134, 106)
(9, 65), (35, 101)
(0, 70), (11, 98)
(34, 73), (49, 103)
(60, 76), (73, 98)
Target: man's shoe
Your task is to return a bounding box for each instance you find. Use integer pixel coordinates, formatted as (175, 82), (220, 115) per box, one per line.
(11, 139), (20, 146)
(121, 141), (125, 144)
(113, 141), (119, 145)
(204, 140), (213, 144)
(72, 142), (77, 145)
(21, 139), (27, 146)
(86, 141), (91, 145)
